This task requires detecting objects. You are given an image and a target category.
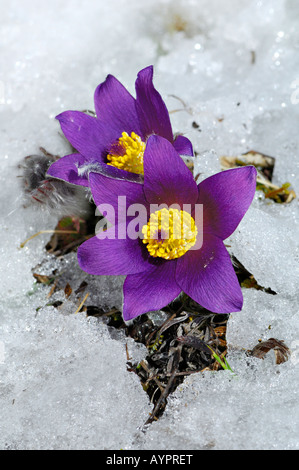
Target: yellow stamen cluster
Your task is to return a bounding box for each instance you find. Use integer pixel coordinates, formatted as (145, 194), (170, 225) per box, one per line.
(142, 208), (197, 260)
(107, 131), (145, 175)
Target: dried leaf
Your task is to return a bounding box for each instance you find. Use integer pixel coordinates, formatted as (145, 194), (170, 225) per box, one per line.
(214, 326), (226, 337)
(47, 279), (58, 298)
(74, 293), (89, 314)
(74, 281), (88, 294)
(249, 338), (290, 364)
(46, 216), (88, 255)
(159, 312), (190, 335)
(64, 283), (72, 298)
(33, 273), (55, 285)
(220, 151), (296, 203)
(177, 335), (212, 355)
(221, 150), (275, 181)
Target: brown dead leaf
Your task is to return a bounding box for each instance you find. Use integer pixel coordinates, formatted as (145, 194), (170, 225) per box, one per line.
(46, 216), (88, 255)
(177, 335), (212, 355)
(64, 283), (72, 298)
(33, 273), (55, 285)
(249, 338), (290, 364)
(75, 281), (88, 295)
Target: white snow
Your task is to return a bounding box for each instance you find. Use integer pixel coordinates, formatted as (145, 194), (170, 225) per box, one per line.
(0, 0), (299, 450)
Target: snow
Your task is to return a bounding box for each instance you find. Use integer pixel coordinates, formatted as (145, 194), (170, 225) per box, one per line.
(142, 289), (299, 450)
(1, 0), (299, 450)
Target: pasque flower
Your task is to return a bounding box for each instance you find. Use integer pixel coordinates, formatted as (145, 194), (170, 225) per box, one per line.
(77, 135), (257, 321)
(47, 66), (193, 186)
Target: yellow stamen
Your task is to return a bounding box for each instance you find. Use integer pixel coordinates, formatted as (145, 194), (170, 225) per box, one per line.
(142, 208), (197, 260)
(107, 131), (145, 175)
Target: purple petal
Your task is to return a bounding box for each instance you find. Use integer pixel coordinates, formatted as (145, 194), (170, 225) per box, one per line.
(89, 172), (148, 224)
(77, 229), (150, 276)
(123, 260), (181, 321)
(46, 153), (89, 187)
(135, 66), (173, 141)
(176, 234), (243, 313)
(173, 135), (194, 156)
(56, 111), (108, 161)
(198, 166), (257, 240)
(94, 74), (142, 138)
(143, 135), (198, 207)
(88, 162), (144, 183)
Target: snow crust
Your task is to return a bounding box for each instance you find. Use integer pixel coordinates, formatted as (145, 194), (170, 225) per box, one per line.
(0, 0), (298, 450)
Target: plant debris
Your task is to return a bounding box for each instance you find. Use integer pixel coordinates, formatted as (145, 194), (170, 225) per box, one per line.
(220, 150), (296, 203)
(33, 273), (55, 285)
(104, 298), (231, 423)
(64, 283), (72, 298)
(221, 150), (275, 180)
(45, 216), (89, 255)
(29, 208), (283, 423)
(248, 338), (290, 365)
(232, 255), (277, 295)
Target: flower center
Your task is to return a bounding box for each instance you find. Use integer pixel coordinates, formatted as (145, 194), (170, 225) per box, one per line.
(142, 208), (197, 260)
(107, 131), (145, 175)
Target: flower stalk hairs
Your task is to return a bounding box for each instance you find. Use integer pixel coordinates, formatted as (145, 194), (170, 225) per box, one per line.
(78, 135), (257, 321)
(47, 66), (193, 187)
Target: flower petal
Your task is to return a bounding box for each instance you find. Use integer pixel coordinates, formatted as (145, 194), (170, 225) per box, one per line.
(135, 66), (173, 141)
(143, 135), (198, 207)
(94, 74), (142, 138)
(123, 260), (181, 321)
(56, 111), (108, 161)
(176, 234), (243, 313)
(89, 171), (148, 224)
(88, 163), (144, 184)
(46, 153), (90, 187)
(198, 166), (257, 240)
(77, 230), (150, 276)
(173, 134), (194, 156)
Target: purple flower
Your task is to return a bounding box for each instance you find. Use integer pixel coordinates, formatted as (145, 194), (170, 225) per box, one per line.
(77, 135), (257, 321)
(47, 66), (193, 187)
